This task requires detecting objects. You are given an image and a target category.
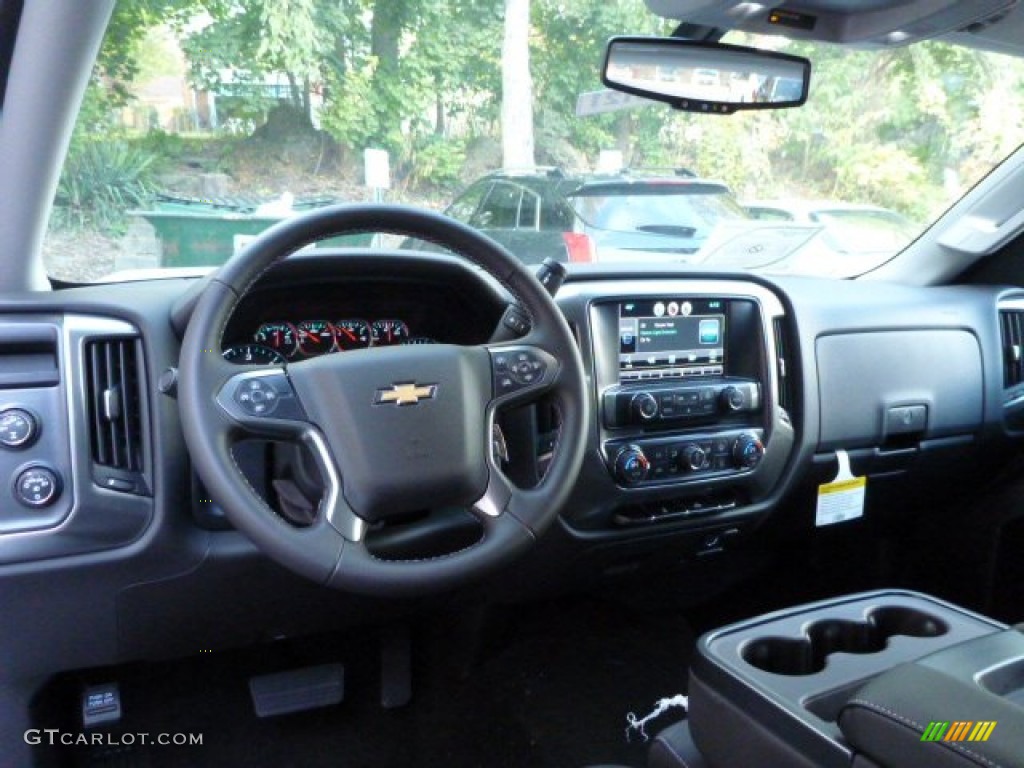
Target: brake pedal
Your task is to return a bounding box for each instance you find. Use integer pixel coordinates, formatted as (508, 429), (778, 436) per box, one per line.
(249, 663), (344, 718)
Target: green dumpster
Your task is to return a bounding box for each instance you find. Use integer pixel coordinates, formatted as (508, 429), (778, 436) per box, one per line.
(131, 194), (373, 268)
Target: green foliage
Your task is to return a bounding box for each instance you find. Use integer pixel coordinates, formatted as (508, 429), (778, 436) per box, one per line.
(52, 142), (158, 234)
(56, 0), (1024, 240)
(406, 136), (468, 189)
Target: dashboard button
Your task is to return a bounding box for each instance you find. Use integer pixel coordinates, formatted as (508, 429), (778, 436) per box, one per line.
(733, 434), (765, 469)
(631, 392), (659, 420)
(0, 408), (38, 449)
(235, 378), (280, 416)
(14, 466), (61, 508)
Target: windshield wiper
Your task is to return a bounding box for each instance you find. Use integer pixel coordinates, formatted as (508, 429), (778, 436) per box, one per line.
(634, 224), (698, 237)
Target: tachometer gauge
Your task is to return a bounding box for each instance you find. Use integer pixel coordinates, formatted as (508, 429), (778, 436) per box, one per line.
(334, 319), (371, 351)
(223, 344), (287, 366)
(296, 320), (336, 356)
(254, 322), (298, 358)
(371, 319), (409, 346)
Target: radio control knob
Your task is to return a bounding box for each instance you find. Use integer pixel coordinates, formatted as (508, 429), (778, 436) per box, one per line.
(733, 434), (764, 469)
(631, 392), (659, 421)
(614, 445), (650, 485)
(721, 385), (745, 412)
(680, 444), (707, 472)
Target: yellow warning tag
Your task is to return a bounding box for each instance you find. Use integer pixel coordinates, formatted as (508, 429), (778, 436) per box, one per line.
(816, 450), (866, 527)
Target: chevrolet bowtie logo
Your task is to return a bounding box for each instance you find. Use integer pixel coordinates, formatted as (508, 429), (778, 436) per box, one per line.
(374, 382), (438, 406)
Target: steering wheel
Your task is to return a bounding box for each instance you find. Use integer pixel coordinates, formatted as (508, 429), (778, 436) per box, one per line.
(178, 204), (588, 597)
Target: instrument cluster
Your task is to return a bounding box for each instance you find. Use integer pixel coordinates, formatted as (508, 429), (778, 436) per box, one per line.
(223, 318), (435, 365)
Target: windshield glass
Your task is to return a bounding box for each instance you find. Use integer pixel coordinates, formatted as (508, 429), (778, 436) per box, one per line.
(43, 2), (1024, 282)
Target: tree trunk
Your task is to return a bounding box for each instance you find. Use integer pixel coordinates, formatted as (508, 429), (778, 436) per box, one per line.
(501, 0), (534, 169)
(369, 0), (406, 144)
(616, 114), (632, 166)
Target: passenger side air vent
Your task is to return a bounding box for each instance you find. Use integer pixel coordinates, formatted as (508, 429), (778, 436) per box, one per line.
(772, 317), (796, 418)
(1000, 309), (1024, 390)
(84, 337), (150, 495)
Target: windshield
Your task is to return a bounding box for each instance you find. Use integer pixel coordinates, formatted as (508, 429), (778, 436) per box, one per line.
(43, 3), (1024, 282)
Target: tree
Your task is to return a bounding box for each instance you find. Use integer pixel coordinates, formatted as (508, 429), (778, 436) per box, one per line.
(502, 0), (534, 167)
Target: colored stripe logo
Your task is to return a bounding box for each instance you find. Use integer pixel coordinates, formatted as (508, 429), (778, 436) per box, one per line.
(921, 721), (996, 742)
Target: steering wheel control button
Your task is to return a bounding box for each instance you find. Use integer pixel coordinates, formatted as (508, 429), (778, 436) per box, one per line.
(490, 347), (554, 397)
(235, 377), (279, 416)
(14, 465), (61, 508)
(220, 371), (307, 425)
(510, 351), (545, 384)
(0, 408), (39, 449)
(501, 306), (531, 336)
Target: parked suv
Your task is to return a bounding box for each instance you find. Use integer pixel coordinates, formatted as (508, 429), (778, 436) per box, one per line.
(430, 167), (751, 264)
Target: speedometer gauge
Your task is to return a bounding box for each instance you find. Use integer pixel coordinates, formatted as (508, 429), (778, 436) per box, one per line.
(296, 320), (336, 356)
(334, 319), (371, 350)
(254, 322), (298, 358)
(223, 344), (287, 366)
(371, 319), (409, 346)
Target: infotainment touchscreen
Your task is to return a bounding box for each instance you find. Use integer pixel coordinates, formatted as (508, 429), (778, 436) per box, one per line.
(619, 299), (726, 381)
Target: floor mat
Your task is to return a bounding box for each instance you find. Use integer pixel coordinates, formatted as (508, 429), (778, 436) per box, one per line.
(43, 594), (693, 768)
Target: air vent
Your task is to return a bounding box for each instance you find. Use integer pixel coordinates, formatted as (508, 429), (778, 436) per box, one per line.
(85, 337), (149, 494)
(772, 317), (796, 416)
(1000, 309), (1024, 389)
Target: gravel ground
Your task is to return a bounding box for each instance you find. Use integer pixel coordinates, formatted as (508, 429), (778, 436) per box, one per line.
(43, 229), (120, 283)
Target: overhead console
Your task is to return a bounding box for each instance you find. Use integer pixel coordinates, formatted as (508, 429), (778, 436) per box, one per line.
(642, 0), (1018, 49)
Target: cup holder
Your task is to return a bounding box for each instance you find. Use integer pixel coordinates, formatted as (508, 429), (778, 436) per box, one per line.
(867, 605), (947, 639)
(741, 606), (949, 676)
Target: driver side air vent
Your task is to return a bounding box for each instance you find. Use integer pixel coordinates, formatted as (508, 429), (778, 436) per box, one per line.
(84, 337), (151, 495)
(1000, 309), (1024, 390)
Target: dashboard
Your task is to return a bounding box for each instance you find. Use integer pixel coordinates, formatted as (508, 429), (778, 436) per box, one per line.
(0, 249), (1022, 731)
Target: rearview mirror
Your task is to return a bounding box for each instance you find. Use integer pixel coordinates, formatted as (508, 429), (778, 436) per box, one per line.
(602, 37), (811, 115)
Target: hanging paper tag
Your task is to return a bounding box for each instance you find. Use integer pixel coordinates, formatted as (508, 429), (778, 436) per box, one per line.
(815, 449), (866, 527)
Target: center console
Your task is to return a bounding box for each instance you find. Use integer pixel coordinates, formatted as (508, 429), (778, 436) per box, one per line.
(586, 281), (793, 528)
(686, 591), (1008, 768)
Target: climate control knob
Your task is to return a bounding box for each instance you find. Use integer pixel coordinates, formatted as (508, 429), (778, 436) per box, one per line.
(631, 392), (659, 421)
(680, 444), (707, 472)
(733, 434), (765, 469)
(614, 445), (650, 485)
(721, 386), (746, 412)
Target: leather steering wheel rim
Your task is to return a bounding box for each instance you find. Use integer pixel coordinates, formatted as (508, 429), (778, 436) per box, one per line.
(177, 203), (588, 597)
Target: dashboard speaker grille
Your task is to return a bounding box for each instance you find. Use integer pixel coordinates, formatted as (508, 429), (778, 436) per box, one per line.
(85, 337), (145, 475)
(1000, 310), (1024, 389)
